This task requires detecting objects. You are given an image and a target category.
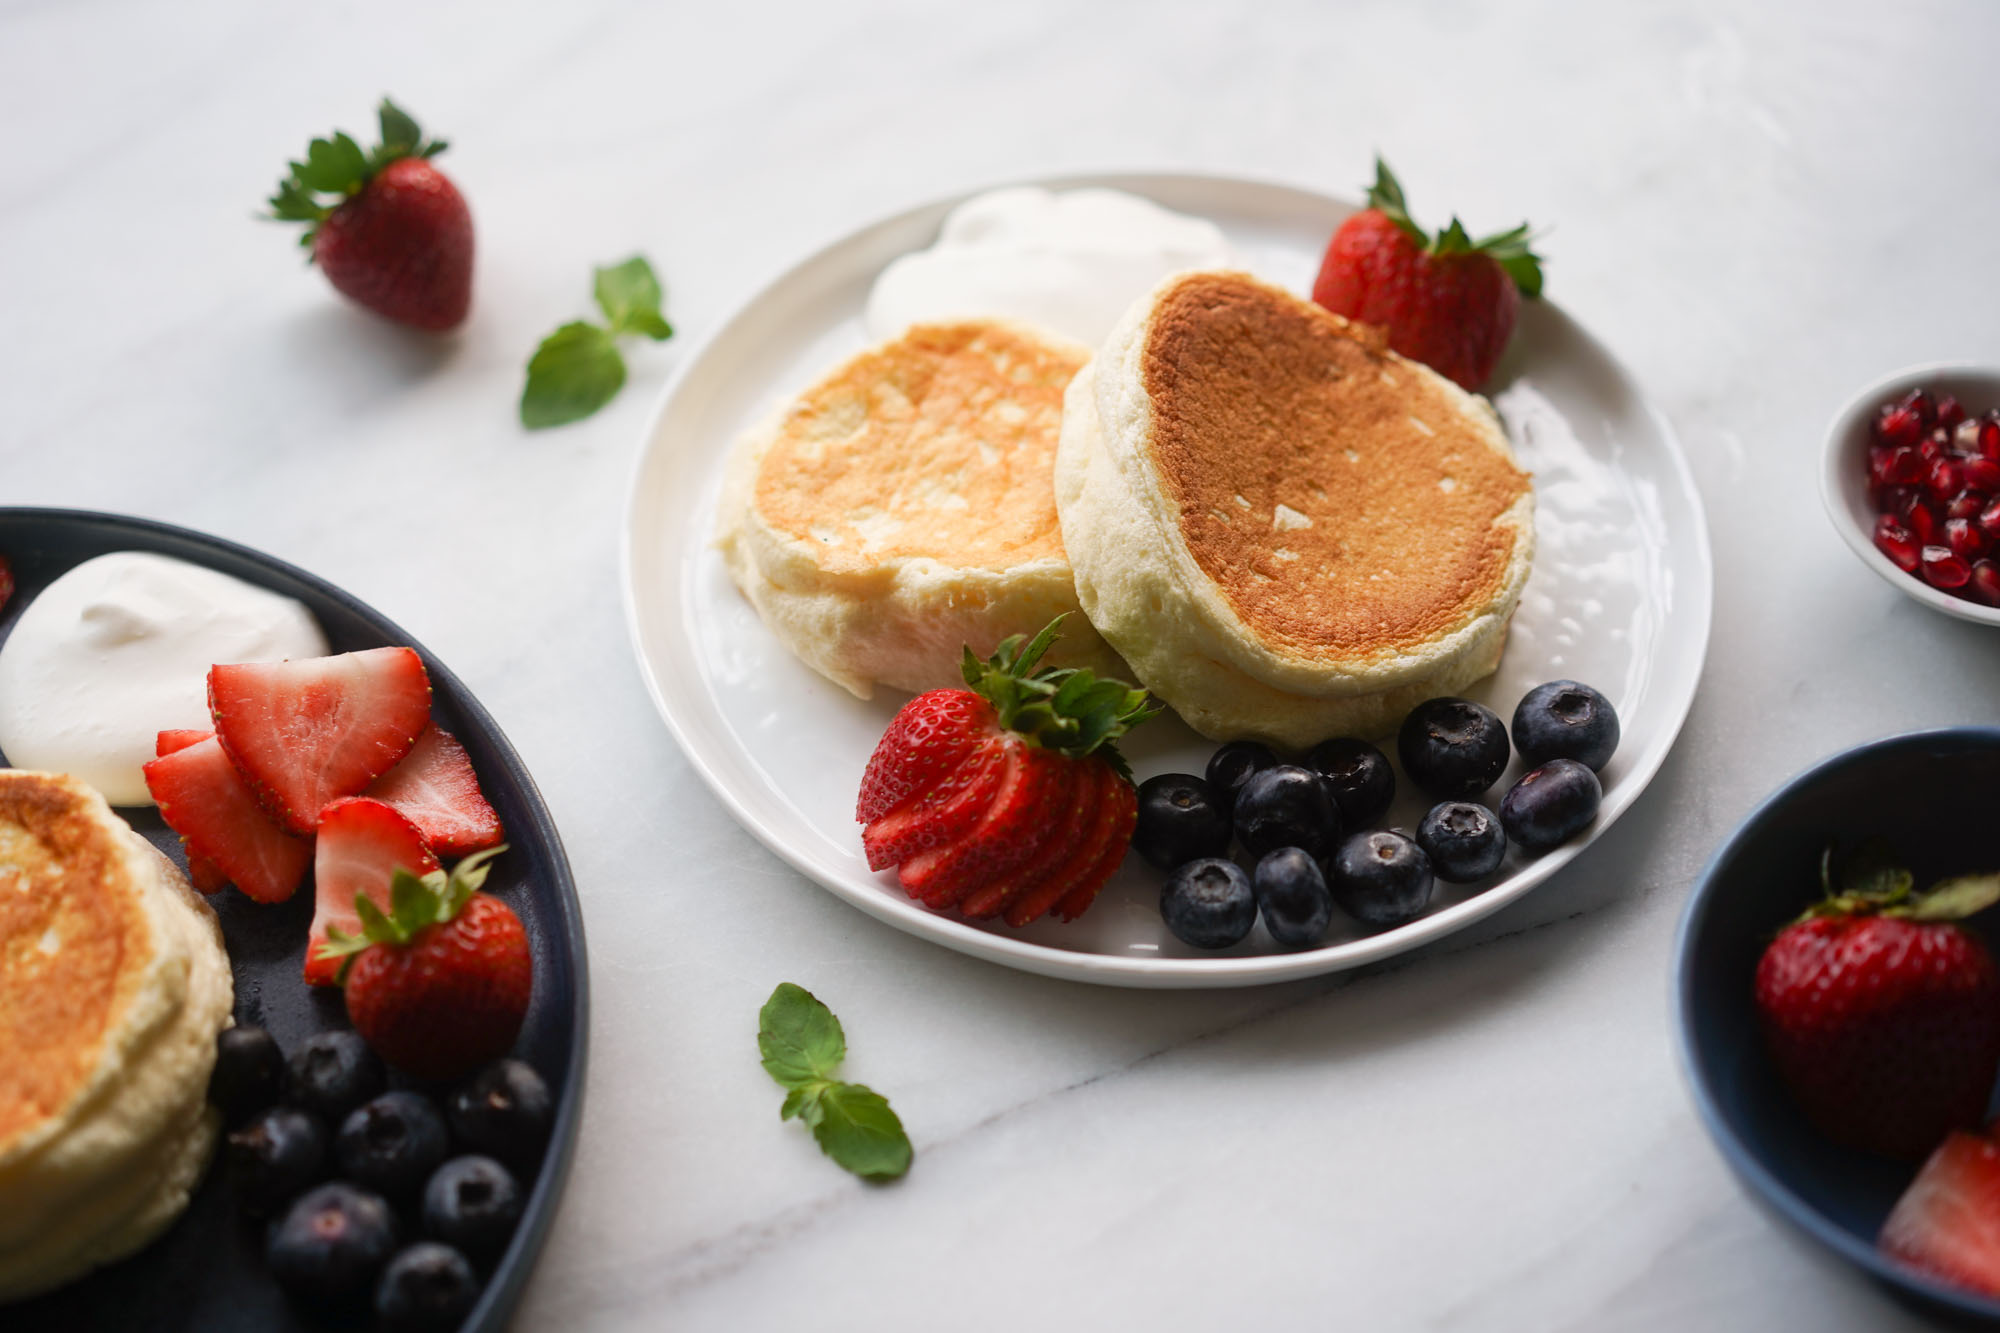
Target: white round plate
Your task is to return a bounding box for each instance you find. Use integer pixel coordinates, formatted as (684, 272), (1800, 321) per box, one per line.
(623, 171), (1713, 988)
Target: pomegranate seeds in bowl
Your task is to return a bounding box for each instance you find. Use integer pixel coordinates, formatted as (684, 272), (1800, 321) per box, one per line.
(1852, 378), (2000, 616)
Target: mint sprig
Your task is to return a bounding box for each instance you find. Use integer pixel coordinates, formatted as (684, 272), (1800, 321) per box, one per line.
(520, 256), (674, 430)
(267, 99), (446, 253)
(758, 983), (911, 1181)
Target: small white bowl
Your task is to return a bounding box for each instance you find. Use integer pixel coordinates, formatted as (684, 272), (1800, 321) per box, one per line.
(1822, 361), (2000, 626)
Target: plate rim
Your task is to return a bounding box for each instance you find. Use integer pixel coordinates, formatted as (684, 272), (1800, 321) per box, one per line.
(620, 169), (1715, 988)
(0, 505), (589, 1330)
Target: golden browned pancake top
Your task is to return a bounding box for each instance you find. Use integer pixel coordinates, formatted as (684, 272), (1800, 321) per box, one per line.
(1141, 272), (1531, 660)
(0, 773), (153, 1153)
(755, 321), (1087, 575)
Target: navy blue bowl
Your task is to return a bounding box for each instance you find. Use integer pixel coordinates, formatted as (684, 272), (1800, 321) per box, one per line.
(1675, 727), (2000, 1324)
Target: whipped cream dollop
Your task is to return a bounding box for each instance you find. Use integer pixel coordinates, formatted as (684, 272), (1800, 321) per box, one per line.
(865, 186), (1235, 348)
(0, 551), (327, 805)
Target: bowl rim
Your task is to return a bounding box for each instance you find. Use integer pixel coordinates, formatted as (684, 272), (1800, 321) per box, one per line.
(1820, 361), (2000, 627)
(1673, 724), (2000, 1318)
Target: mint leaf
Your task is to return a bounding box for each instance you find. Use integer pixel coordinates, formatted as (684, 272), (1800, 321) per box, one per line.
(521, 322), (626, 429)
(779, 1085), (821, 1123)
(593, 256), (673, 341)
(813, 1082), (912, 1180)
(758, 983), (846, 1088)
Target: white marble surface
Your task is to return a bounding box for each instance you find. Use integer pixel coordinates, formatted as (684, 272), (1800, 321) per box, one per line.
(5, 0), (1998, 1327)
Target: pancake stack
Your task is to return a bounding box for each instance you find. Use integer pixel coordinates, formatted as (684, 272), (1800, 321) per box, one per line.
(0, 770), (233, 1302)
(1056, 270), (1535, 744)
(717, 319), (1126, 698)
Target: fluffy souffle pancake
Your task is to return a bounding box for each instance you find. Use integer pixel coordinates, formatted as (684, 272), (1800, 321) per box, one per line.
(0, 770), (231, 1302)
(716, 319), (1127, 698)
(1057, 270), (1535, 744)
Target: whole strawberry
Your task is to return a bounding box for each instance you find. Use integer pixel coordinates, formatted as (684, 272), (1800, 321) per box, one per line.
(857, 617), (1156, 926)
(1310, 158), (1541, 391)
(1755, 850), (2000, 1160)
(268, 99), (473, 331)
(320, 847), (531, 1082)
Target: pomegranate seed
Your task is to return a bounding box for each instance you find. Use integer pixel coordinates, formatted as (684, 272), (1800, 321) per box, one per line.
(1947, 489), (1987, 522)
(1929, 458), (1965, 501)
(1881, 484), (1922, 520)
(1901, 388), (1938, 431)
(1953, 419), (1984, 455)
(1980, 416), (2000, 463)
(1875, 516), (1922, 571)
(1970, 560), (2000, 606)
(1909, 500), (1941, 544)
(1920, 433), (1947, 464)
(1980, 496), (2000, 541)
(1947, 517), (1990, 561)
(1965, 457), (2000, 496)
(1923, 545), (1972, 589)
(1936, 394), (1966, 433)
(1875, 402), (1926, 449)
(1880, 446), (1925, 485)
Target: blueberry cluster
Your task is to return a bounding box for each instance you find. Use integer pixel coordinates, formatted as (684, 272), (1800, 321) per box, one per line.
(1133, 680), (1618, 950)
(208, 1027), (553, 1330)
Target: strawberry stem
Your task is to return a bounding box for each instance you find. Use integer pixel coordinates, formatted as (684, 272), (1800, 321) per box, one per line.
(959, 615), (1159, 780)
(1363, 155), (1545, 299)
(266, 98), (448, 255)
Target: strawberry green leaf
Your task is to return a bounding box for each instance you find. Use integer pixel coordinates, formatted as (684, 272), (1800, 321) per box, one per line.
(353, 891), (405, 945)
(758, 983), (847, 1089)
(958, 615), (1159, 761)
(593, 256), (674, 341)
(377, 99), (422, 157)
(1364, 156), (1424, 246)
(296, 133), (368, 195)
(812, 1083), (912, 1180)
(521, 322), (626, 430)
(1904, 874), (2000, 922)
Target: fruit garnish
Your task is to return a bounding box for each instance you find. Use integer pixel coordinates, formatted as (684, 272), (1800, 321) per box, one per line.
(209, 647), (433, 836)
(306, 797), (440, 987)
(519, 256), (674, 430)
(1310, 157), (1542, 391)
(143, 735), (312, 903)
(154, 728), (231, 892)
(1880, 1130), (2000, 1297)
(855, 616), (1156, 926)
(267, 99), (472, 332)
(1864, 388), (2000, 606)
(1754, 844), (2000, 1159)
(365, 723), (504, 855)
(322, 847), (530, 1082)
(757, 983), (911, 1181)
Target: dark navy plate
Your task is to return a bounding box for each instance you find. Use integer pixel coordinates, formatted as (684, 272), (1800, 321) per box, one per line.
(1675, 727), (2000, 1326)
(0, 508), (588, 1332)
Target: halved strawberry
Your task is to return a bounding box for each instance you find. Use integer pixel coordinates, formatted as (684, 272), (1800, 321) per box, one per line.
(1005, 761), (1128, 928)
(1880, 1130), (2000, 1297)
(857, 690), (994, 824)
(862, 747), (1006, 871)
(1056, 776), (1139, 922)
(209, 647), (432, 835)
(898, 744), (1072, 910)
(961, 762), (1087, 919)
(366, 723), (503, 855)
(305, 796), (439, 986)
(155, 728), (229, 891)
(143, 737), (312, 903)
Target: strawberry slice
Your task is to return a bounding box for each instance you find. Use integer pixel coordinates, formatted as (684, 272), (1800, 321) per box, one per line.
(1005, 761), (1125, 928)
(960, 762), (1086, 919)
(209, 647), (432, 835)
(1056, 775), (1138, 922)
(862, 747), (1006, 871)
(1880, 1130), (2000, 1298)
(143, 737), (312, 903)
(155, 729), (229, 891)
(898, 744), (1071, 910)
(365, 723), (503, 855)
(305, 796), (439, 986)
(856, 690), (995, 824)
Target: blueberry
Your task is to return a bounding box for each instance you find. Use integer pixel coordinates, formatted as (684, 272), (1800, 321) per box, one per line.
(1132, 773), (1233, 869)
(288, 1031), (385, 1123)
(1205, 740), (1278, 807)
(1511, 680), (1620, 771)
(267, 1182), (398, 1310)
(1499, 759), (1602, 853)
(1416, 802), (1507, 883)
(227, 1106), (328, 1217)
(1328, 831), (1435, 927)
(1253, 848), (1333, 947)
(1304, 738), (1395, 828)
(1397, 698), (1510, 800)
(449, 1059), (554, 1170)
(1232, 765), (1342, 859)
(1160, 858), (1257, 949)
(376, 1242), (482, 1332)
(423, 1156), (524, 1263)
(209, 1026), (286, 1127)
(338, 1091), (451, 1200)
